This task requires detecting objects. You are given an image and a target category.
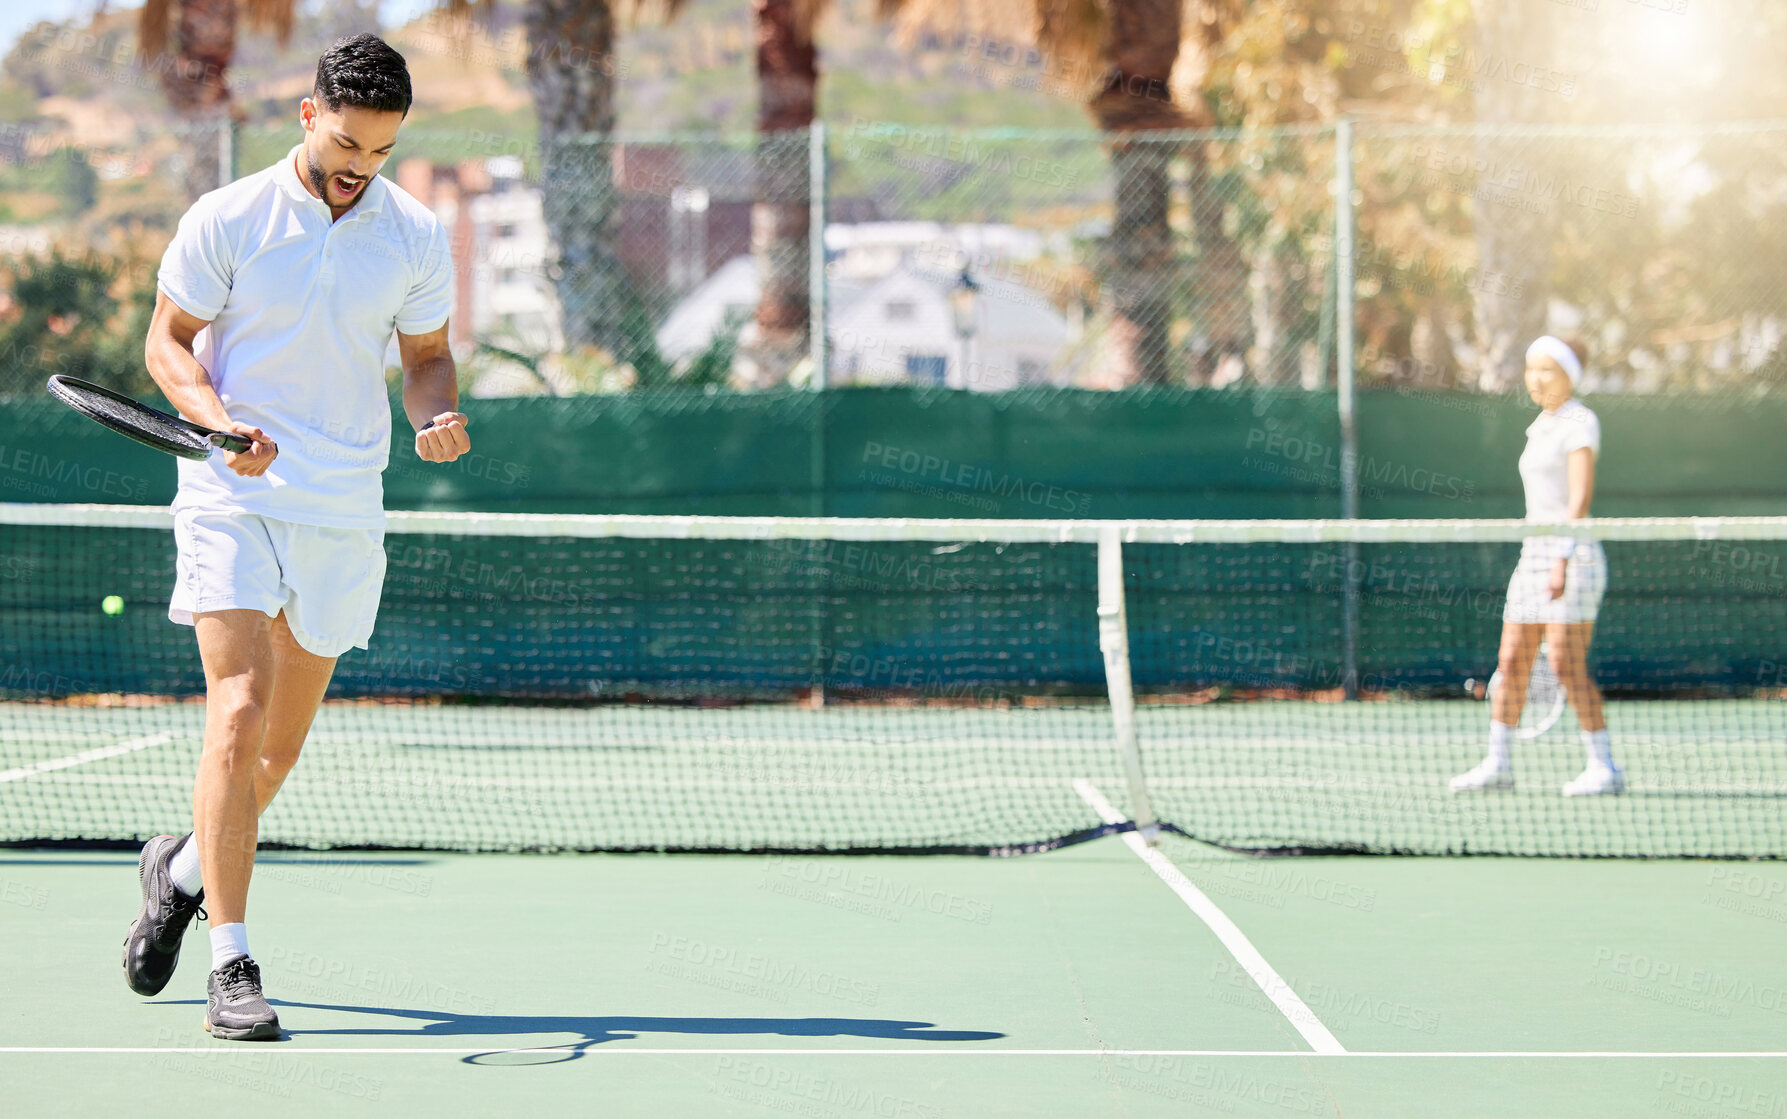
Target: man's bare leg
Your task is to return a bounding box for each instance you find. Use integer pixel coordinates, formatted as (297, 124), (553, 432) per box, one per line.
(178, 610), (281, 1038)
(255, 611), (339, 814)
(189, 608), (338, 901)
(191, 610), (276, 928)
(128, 609), (339, 1005)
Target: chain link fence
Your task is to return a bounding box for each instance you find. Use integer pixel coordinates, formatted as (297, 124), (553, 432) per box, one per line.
(1, 116), (1784, 401)
(1351, 122), (1787, 404)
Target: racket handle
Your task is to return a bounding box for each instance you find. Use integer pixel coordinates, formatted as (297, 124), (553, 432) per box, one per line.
(208, 431), (253, 454)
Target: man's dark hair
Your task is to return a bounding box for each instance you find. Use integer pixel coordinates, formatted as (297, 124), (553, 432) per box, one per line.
(312, 34), (412, 116)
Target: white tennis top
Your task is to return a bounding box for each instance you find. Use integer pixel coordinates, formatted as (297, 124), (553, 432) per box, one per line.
(157, 146), (453, 529)
(1519, 396), (1600, 556)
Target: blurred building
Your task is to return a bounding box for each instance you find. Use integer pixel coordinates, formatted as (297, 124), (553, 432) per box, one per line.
(612, 144), (753, 299)
(828, 260), (1069, 389)
(660, 222), (1071, 390)
(395, 157), (1065, 391)
(466, 156), (560, 354)
(395, 145), (772, 362)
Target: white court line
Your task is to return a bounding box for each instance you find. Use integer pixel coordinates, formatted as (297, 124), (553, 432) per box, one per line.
(1073, 779), (1345, 1054)
(2, 1047), (1783, 1057)
(0, 732), (176, 784)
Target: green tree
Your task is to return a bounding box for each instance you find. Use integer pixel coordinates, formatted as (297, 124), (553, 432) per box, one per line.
(0, 252), (161, 398)
(47, 150), (99, 217)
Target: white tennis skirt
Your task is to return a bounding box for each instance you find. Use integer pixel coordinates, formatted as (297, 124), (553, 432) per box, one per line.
(1503, 539), (1607, 625)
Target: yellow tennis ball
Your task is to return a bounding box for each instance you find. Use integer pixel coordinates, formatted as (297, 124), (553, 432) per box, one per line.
(102, 595), (124, 615)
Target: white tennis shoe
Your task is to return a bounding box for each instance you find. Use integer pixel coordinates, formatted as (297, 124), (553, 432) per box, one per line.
(1449, 760), (1514, 792)
(1562, 764), (1625, 797)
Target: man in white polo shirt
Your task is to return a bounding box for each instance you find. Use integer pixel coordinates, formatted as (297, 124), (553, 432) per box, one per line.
(120, 34), (470, 1041)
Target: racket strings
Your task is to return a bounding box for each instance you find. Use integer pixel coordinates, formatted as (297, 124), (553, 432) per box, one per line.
(82, 392), (202, 444)
(47, 376), (214, 460)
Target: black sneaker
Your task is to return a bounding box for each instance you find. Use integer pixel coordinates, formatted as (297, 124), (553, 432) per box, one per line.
(122, 834), (205, 996)
(205, 955), (281, 1041)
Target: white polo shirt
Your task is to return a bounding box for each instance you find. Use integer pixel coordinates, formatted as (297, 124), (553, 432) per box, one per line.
(1519, 397), (1600, 558)
(157, 146), (453, 529)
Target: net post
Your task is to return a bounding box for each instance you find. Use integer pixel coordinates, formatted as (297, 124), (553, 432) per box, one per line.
(1335, 114), (1357, 516)
(1335, 115), (1361, 701)
(808, 120), (827, 391)
(807, 123), (827, 529)
(1096, 524), (1159, 844)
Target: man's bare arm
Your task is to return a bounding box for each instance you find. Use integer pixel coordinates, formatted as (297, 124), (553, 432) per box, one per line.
(144, 292), (276, 476)
(398, 324), (468, 463)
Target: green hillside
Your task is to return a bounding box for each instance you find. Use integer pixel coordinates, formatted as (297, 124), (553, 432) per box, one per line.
(2, 0), (1090, 139)
(0, 0), (1093, 242)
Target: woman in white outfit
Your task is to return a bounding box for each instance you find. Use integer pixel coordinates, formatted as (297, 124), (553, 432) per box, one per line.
(1451, 335), (1624, 797)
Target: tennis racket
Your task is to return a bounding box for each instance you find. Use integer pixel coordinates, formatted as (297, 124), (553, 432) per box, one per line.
(46, 375), (254, 461)
(1469, 642), (1565, 739)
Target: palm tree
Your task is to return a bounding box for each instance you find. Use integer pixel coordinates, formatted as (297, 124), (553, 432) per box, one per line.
(1085, 0), (1191, 386)
(744, 0), (823, 383)
(139, 0), (293, 198)
(523, 0), (628, 354)
(882, 0), (1197, 385)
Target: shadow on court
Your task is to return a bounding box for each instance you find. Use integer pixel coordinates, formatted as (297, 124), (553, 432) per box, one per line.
(160, 1000), (1006, 1062)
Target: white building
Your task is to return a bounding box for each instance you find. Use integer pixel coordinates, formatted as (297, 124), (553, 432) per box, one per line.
(825, 221), (1048, 281)
(399, 175), (1074, 393)
(658, 222), (1072, 389)
(828, 265), (1068, 390)
(655, 256), (758, 366)
(466, 156), (561, 356)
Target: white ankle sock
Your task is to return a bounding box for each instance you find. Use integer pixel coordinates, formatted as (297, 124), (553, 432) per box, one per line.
(210, 923), (250, 971)
(169, 834), (203, 897)
(1487, 721), (1514, 768)
(1583, 728), (1613, 768)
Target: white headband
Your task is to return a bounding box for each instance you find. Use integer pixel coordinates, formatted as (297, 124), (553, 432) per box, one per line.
(1526, 335), (1582, 388)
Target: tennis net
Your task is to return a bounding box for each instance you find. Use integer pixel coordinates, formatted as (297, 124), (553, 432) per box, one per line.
(2, 504), (1783, 857)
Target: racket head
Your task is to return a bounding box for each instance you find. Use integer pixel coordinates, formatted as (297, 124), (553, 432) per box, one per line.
(1523, 646), (1566, 737)
(46, 376), (246, 460)
(1486, 646), (1566, 739)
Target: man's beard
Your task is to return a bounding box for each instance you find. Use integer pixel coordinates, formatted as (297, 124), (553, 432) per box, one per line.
(305, 148), (362, 205)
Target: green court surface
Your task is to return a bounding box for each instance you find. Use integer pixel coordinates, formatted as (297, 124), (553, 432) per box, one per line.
(5, 840), (1785, 1117)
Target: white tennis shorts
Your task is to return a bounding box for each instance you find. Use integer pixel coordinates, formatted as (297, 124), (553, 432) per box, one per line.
(169, 509), (387, 658)
(1502, 539), (1607, 625)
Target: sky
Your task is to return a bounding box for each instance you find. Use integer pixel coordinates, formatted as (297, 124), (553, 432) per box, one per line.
(0, 0), (440, 59)
(0, 0), (103, 60)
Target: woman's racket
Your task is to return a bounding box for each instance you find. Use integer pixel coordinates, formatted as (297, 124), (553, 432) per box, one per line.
(1469, 642), (1566, 739)
(46, 375), (254, 461)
